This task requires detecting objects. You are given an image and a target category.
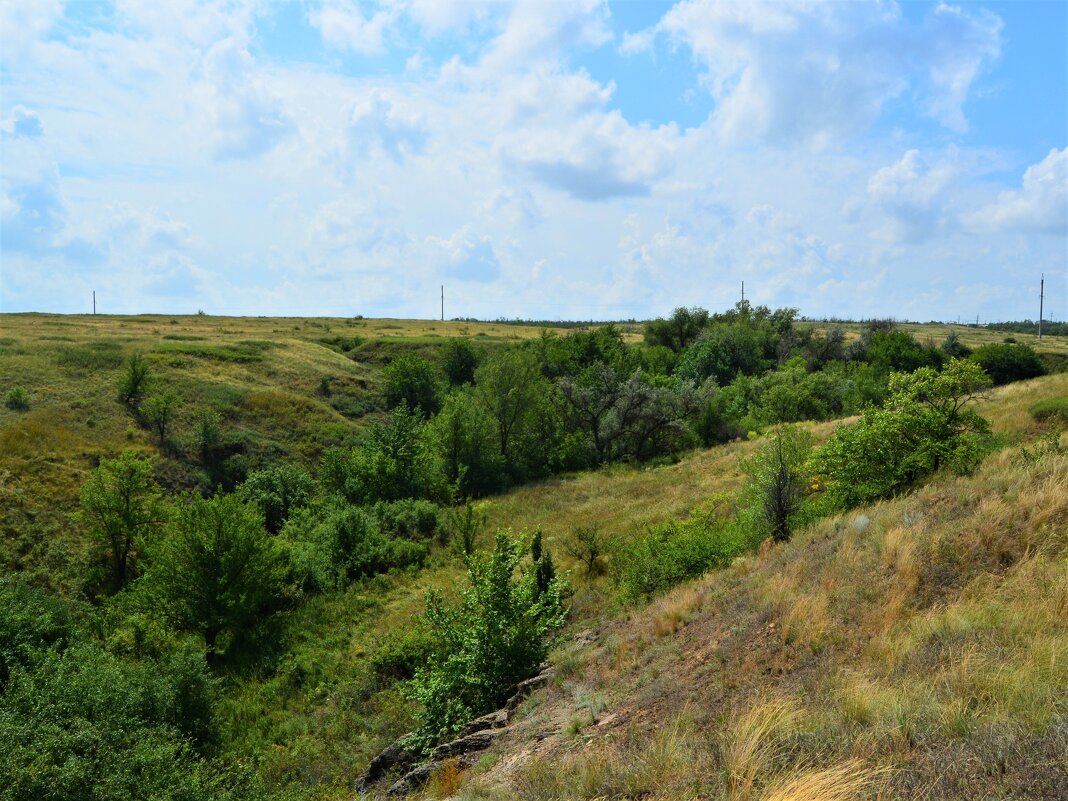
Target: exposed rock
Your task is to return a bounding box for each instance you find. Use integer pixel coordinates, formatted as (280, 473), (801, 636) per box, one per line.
(430, 728), (503, 762)
(354, 734), (421, 793)
(456, 707), (509, 738)
(505, 670), (553, 712)
(365, 668), (555, 795)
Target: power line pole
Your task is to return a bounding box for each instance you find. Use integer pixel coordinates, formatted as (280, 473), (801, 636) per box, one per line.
(1039, 274), (1044, 339)
(740, 280), (745, 304)
(92, 291), (96, 315)
(441, 285), (444, 322)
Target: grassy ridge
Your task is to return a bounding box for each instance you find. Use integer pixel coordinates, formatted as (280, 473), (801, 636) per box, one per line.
(458, 376), (1068, 800)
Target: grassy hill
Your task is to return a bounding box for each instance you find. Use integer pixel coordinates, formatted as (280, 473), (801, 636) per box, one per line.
(445, 375), (1068, 800)
(1, 313), (1066, 800)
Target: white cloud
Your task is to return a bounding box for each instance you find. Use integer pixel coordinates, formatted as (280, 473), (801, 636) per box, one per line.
(192, 37), (294, 160)
(431, 226), (502, 283)
(309, 0), (399, 55)
(965, 148), (1068, 235)
(1, 105), (44, 138)
(500, 111), (678, 201)
(656, 0), (1001, 145)
(347, 90), (429, 163)
(866, 149), (958, 242)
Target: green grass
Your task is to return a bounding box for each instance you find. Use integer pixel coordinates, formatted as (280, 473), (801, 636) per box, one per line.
(3, 312), (1067, 801)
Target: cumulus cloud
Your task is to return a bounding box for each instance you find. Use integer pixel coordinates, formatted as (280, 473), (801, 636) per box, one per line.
(500, 111), (678, 201)
(867, 149), (958, 242)
(1, 106), (44, 138)
(193, 37), (293, 160)
(432, 227), (502, 283)
(656, 0), (1001, 145)
(965, 148), (1068, 235)
(347, 90), (429, 163)
(309, 0), (398, 54)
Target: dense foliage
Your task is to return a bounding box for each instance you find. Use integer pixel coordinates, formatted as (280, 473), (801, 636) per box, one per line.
(409, 531), (568, 744)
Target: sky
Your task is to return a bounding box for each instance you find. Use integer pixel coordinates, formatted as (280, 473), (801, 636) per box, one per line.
(1, 0), (1065, 322)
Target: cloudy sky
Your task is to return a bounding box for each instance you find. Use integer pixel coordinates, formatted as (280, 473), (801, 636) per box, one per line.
(1, 0), (1065, 321)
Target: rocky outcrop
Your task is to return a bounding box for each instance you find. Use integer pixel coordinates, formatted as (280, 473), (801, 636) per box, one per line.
(355, 667), (554, 796)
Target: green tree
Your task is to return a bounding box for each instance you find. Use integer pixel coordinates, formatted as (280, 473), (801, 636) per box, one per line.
(240, 463), (314, 534)
(80, 451), (166, 591)
(426, 388), (506, 497)
(142, 391), (179, 444)
(382, 354), (441, 414)
(442, 338), (479, 386)
(811, 359), (991, 508)
(146, 494), (285, 655)
(118, 353), (151, 407)
(410, 531), (568, 744)
(644, 306), (710, 352)
(474, 348), (550, 465)
(321, 404), (447, 504)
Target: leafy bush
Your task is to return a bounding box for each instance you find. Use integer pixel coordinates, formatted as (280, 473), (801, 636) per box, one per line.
(3, 386), (29, 411)
(382, 354), (441, 414)
(370, 625), (435, 683)
(145, 494), (286, 654)
(810, 360), (991, 508)
(613, 504), (754, 602)
(1029, 397), (1068, 425)
(410, 531), (568, 745)
(970, 343), (1046, 385)
(0, 578), (75, 686)
(371, 499), (441, 540)
(118, 353), (151, 407)
(320, 405), (447, 505)
(240, 463), (314, 534)
(282, 504), (428, 589)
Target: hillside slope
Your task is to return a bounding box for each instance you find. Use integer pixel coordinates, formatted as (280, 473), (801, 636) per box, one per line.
(411, 376), (1068, 800)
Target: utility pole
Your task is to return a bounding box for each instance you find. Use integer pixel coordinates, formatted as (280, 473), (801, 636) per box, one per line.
(92, 291), (96, 315)
(441, 285), (444, 322)
(741, 280), (745, 304)
(1039, 274), (1044, 339)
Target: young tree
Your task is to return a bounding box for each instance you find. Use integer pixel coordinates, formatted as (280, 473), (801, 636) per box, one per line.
(741, 426), (813, 542)
(79, 451), (166, 591)
(442, 338), (479, 386)
(381, 354), (441, 414)
(146, 494), (285, 655)
(426, 388), (505, 497)
(141, 391), (179, 445)
(118, 354), (151, 407)
(643, 306), (710, 352)
(321, 404), (447, 504)
(970, 343), (1045, 385)
(409, 530), (567, 743)
(563, 526), (607, 576)
(473, 348), (548, 464)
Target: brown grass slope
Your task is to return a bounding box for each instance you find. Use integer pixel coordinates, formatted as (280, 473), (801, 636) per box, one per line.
(414, 375), (1068, 801)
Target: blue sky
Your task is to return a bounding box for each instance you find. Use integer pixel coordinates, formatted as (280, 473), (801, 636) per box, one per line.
(1, 0), (1065, 321)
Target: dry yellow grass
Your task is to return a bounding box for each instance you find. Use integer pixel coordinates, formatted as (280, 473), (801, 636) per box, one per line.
(760, 762), (881, 801)
(722, 697), (803, 801)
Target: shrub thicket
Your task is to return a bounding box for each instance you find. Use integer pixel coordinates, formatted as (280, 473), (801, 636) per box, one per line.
(410, 531), (568, 744)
